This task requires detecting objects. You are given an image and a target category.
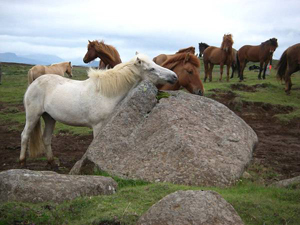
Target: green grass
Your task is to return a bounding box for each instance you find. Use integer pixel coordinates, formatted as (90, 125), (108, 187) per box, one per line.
(1, 174), (299, 225)
(1, 62), (300, 224)
(200, 61), (300, 122)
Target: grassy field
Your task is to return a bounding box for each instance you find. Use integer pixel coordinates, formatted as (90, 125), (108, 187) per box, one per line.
(0, 62), (300, 225)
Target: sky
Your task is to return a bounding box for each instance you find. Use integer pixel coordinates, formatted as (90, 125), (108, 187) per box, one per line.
(0, 0), (300, 64)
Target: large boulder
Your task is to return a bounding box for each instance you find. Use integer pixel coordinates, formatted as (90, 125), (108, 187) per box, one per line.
(71, 83), (258, 187)
(137, 190), (244, 225)
(0, 169), (117, 203)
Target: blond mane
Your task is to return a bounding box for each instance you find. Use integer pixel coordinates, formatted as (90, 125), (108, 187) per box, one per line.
(88, 60), (141, 97)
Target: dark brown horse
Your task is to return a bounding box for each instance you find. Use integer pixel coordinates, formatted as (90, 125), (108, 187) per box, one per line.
(83, 40), (122, 69)
(156, 52), (204, 96)
(153, 46), (195, 66)
(237, 38), (278, 80)
(198, 42), (209, 57)
(276, 43), (300, 95)
(203, 34), (234, 82)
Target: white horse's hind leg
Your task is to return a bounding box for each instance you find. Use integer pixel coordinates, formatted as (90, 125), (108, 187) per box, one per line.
(20, 116), (41, 166)
(42, 113), (56, 167)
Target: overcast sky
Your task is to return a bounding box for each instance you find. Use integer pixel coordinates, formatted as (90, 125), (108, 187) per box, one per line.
(1, 0), (299, 64)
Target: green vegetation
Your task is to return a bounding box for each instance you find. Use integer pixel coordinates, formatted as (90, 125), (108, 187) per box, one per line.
(200, 61), (300, 122)
(1, 62), (300, 224)
(1, 171), (300, 225)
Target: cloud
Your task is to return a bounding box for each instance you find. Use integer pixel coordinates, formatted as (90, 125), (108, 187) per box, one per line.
(1, 0), (300, 62)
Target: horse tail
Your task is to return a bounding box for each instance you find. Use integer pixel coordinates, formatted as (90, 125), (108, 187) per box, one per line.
(28, 69), (34, 85)
(276, 50), (288, 81)
(28, 119), (45, 158)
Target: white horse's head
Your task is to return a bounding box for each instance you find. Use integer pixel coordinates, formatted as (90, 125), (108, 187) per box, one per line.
(133, 53), (177, 85)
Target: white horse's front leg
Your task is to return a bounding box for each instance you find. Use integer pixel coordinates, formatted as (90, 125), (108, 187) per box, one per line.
(92, 122), (103, 139)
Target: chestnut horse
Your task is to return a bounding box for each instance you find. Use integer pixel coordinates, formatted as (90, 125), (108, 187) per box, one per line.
(153, 46), (195, 66)
(237, 38), (278, 81)
(276, 43), (300, 95)
(156, 52), (204, 96)
(203, 34), (234, 82)
(27, 62), (72, 84)
(83, 40), (122, 69)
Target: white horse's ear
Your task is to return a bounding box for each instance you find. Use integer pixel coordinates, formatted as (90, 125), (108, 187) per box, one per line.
(135, 51), (139, 55)
(136, 57), (142, 65)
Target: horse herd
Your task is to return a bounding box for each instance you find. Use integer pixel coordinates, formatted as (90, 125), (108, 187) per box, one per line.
(20, 36), (299, 166)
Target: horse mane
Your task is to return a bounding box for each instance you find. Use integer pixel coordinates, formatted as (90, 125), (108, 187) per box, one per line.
(220, 34), (234, 51)
(87, 59), (140, 97)
(161, 52), (200, 70)
(89, 40), (122, 66)
(176, 46), (195, 54)
(261, 38), (278, 48)
(199, 42), (209, 48)
(50, 62), (70, 66)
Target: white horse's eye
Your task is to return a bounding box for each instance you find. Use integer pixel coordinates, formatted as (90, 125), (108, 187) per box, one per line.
(150, 68), (155, 71)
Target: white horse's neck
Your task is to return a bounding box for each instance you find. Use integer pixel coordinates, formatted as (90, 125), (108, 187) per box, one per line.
(88, 62), (142, 98)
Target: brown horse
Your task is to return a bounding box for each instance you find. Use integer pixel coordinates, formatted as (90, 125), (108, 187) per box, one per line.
(237, 38), (278, 80)
(153, 46), (195, 66)
(156, 52), (204, 96)
(198, 42), (209, 57)
(27, 62), (72, 84)
(203, 34), (234, 82)
(83, 40), (122, 69)
(276, 43), (300, 95)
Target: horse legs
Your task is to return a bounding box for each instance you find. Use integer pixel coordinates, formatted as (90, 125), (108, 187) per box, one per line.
(239, 60), (246, 81)
(226, 64), (231, 82)
(42, 113), (57, 168)
(230, 63), (235, 79)
(258, 62), (264, 79)
(204, 62), (209, 82)
(209, 63), (214, 82)
(262, 63), (268, 80)
(219, 64), (224, 82)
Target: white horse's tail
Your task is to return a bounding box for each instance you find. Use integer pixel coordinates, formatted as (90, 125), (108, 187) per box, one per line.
(28, 69), (34, 85)
(28, 119), (45, 158)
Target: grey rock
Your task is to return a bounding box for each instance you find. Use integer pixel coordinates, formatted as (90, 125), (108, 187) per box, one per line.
(0, 169), (117, 203)
(71, 88), (258, 187)
(137, 190), (244, 225)
(272, 176), (300, 188)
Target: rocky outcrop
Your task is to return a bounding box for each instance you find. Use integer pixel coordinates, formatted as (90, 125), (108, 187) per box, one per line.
(272, 176), (300, 188)
(0, 169), (117, 203)
(71, 81), (258, 187)
(137, 190), (244, 225)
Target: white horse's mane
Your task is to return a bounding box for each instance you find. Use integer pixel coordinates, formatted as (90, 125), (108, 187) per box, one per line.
(88, 59), (141, 97)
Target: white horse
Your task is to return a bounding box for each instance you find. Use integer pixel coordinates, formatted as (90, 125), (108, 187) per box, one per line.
(20, 53), (177, 167)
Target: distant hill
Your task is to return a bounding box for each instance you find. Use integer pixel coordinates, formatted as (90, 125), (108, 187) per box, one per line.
(0, 52), (49, 65)
(0, 52), (100, 67)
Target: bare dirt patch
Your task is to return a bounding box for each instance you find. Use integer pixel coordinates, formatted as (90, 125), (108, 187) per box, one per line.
(1, 90), (300, 183)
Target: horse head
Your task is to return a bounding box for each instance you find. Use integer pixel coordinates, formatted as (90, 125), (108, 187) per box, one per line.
(221, 34), (234, 52)
(83, 40), (98, 63)
(167, 53), (204, 96)
(66, 62), (73, 77)
(269, 38), (278, 53)
(198, 42), (209, 57)
(134, 54), (178, 85)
